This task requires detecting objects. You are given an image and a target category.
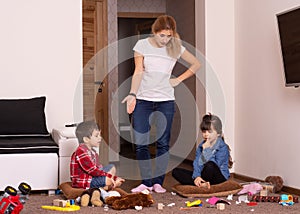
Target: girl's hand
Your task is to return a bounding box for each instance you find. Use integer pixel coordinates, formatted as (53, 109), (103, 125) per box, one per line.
(194, 176), (205, 187)
(122, 95), (136, 114)
(169, 78), (181, 87)
(194, 177), (210, 189)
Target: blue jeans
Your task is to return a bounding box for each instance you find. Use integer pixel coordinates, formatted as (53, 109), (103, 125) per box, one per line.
(90, 164), (114, 188)
(132, 99), (175, 187)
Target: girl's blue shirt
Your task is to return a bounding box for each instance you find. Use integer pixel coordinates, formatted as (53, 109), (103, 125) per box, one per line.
(192, 137), (230, 180)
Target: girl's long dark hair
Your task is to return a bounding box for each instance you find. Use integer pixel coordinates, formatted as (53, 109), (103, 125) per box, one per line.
(200, 113), (233, 169)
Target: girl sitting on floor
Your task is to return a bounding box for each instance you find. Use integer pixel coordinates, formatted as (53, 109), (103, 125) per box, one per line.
(172, 113), (233, 189)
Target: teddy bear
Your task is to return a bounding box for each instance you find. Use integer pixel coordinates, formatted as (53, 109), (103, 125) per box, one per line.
(265, 176), (283, 193)
(59, 182), (154, 210)
(80, 188), (103, 207)
(104, 188), (154, 210)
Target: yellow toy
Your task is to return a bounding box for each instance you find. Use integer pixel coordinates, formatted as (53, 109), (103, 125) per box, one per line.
(42, 199), (80, 211)
(186, 199), (202, 207)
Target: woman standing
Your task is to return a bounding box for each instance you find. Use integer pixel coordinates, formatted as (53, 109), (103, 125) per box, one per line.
(122, 15), (200, 193)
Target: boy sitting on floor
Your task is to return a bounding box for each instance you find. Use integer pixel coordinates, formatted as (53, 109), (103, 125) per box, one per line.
(70, 120), (125, 191)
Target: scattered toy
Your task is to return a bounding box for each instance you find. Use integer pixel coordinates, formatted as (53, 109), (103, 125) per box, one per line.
(217, 203), (225, 210)
(180, 206), (201, 210)
(259, 182), (275, 193)
(252, 194), (298, 204)
(260, 189), (268, 196)
(207, 196), (231, 206)
(135, 206), (142, 210)
(141, 189), (150, 195)
(252, 195), (280, 203)
(207, 196), (219, 205)
(186, 199), (202, 207)
(53, 199), (68, 207)
(264, 176), (283, 192)
(80, 188), (103, 207)
(238, 182), (262, 195)
(279, 194), (294, 206)
(0, 182), (31, 214)
(157, 203), (164, 210)
(238, 195), (249, 203)
(105, 191), (154, 210)
(42, 199), (80, 211)
(247, 202), (257, 206)
(227, 194), (233, 200)
(103, 204), (109, 211)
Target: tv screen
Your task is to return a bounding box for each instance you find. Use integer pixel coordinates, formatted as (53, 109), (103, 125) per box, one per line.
(276, 6), (300, 87)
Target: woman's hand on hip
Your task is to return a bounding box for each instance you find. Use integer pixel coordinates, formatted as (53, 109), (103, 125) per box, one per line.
(122, 95), (136, 114)
(169, 78), (181, 87)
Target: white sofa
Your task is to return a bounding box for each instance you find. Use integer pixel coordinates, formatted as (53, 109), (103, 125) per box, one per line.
(52, 127), (79, 184)
(0, 128), (79, 191)
(0, 153), (58, 191)
(0, 97), (59, 191)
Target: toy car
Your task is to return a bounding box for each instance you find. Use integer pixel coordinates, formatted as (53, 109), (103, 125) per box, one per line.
(0, 182), (31, 214)
(279, 194), (294, 206)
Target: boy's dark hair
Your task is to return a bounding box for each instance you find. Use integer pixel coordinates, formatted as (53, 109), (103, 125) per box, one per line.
(75, 120), (100, 144)
(200, 113), (233, 169)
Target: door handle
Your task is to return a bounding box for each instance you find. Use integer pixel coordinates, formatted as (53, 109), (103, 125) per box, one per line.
(95, 81), (104, 93)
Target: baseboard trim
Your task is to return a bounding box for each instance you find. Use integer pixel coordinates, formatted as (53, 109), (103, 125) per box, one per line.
(232, 173), (300, 196)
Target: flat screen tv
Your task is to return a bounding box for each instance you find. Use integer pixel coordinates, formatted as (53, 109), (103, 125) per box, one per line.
(276, 6), (300, 87)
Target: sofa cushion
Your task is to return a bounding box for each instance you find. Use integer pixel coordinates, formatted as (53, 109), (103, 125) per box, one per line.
(0, 96), (49, 136)
(0, 136), (59, 154)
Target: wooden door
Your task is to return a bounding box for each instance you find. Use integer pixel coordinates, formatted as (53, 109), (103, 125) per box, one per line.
(166, 0), (203, 161)
(82, 0), (109, 164)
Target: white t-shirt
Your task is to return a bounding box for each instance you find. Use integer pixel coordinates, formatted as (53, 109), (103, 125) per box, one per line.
(133, 38), (186, 101)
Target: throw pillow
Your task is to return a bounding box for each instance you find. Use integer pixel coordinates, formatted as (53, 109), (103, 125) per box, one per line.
(0, 96), (48, 136)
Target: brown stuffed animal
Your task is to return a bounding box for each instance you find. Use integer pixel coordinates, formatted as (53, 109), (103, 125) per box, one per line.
(265, 176), (283, 193)
(105, 189), (154, 210)
(80, 188), (103, 207)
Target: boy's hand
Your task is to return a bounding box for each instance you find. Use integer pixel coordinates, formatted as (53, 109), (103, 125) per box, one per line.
(115, 177), (125, 188)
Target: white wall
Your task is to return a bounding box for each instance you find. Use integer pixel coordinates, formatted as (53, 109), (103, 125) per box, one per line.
(0, 0), (83, 131)
(235, 0), (300, 189)
(204, 0), (235, 170)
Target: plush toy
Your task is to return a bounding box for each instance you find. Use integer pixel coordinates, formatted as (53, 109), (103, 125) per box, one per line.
(59, 182), (154, 210)
(80, 188), (103, 207)
(104, 189), (154, 210)
(265, 176), (283, 193)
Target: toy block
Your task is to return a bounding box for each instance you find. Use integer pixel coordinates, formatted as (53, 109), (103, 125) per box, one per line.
(53, 199), (68, 207)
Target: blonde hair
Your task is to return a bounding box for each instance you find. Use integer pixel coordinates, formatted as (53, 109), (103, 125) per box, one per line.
(151, 15), (182, 59)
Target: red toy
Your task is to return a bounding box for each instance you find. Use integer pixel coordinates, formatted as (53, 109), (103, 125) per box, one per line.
(251, 195), (298, 203)
(0, 182), (31, 214)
